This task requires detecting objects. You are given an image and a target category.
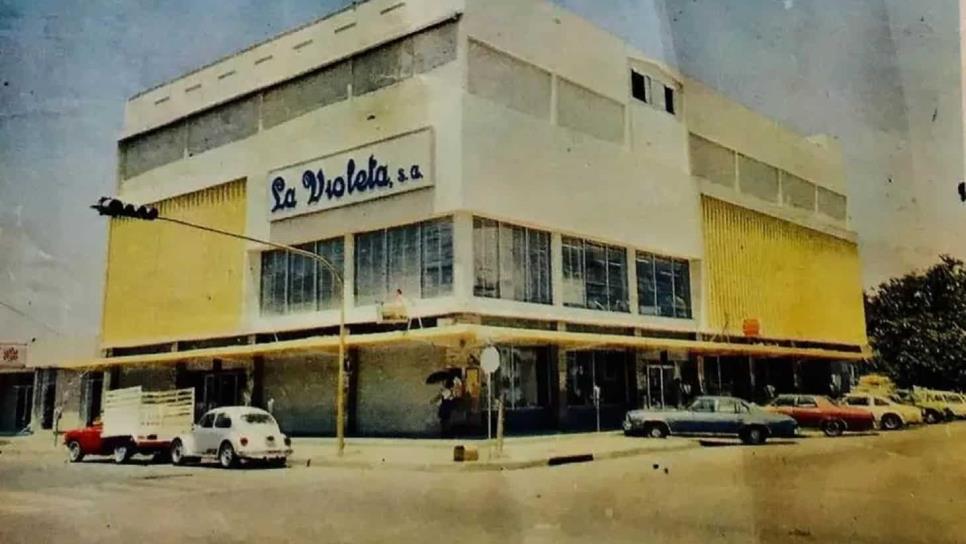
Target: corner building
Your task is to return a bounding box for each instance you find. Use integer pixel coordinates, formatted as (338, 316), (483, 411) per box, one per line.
(71, 0), (867, 436)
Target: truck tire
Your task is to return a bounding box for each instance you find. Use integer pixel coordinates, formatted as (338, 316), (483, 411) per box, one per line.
(113, 442), (133, 464)
(170, 439), (187, 466)
(67, 441), (84, 463)
(924, 410), (942, 424)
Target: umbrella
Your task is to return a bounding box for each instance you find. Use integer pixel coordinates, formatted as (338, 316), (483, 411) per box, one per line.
(425, 368), (461, 385)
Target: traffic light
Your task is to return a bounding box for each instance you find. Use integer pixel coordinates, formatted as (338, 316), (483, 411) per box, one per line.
(91, 197), (159, 220)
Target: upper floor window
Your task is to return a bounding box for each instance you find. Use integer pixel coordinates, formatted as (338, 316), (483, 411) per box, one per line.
(473, 218), (552, 305)
(636, 252), (691, 319)
(631, 70), (652, 104)
(355, 218), (453, 306)
(260, 237), (344, 315)
(562, 237), (629, 312)
(664, 85), (676, 115)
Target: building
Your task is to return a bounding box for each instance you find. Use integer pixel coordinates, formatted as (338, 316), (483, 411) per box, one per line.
(53, 0), (867, 437)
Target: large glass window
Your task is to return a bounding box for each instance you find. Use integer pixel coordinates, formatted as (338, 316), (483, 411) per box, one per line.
(562, 237), (628, 312)
(473, 218), (552, 304)
(259, 237), (344, 315)
(355, 218), (453, 306)
(494, 347), (552, 410)
(636, 252), (692, 319)
(567, 351), (629, 406)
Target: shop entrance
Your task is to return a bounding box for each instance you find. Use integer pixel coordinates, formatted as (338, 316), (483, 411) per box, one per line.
(13, 384), (33, 431)
(645, 364), (676, 408)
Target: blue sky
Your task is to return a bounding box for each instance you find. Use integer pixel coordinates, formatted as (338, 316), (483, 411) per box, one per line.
(1, 0), (962, 351)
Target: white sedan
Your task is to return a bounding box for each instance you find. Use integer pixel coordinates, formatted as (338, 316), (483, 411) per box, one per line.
(170, 406), (293, 468)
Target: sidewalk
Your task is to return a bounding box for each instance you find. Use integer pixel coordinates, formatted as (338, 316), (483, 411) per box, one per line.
(0, 431), (699, 471)
(288, 431), (697, 472)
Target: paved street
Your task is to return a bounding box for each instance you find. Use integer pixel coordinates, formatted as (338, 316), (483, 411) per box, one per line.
(1, 422), (965, 544)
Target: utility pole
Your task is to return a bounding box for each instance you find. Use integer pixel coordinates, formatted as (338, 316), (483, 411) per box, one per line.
(91, 197), (350, 456)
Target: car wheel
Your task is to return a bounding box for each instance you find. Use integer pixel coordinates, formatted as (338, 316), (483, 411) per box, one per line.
(218, 442), (238, 469)
(644, 423), (669, 439)
(822, 419), (845, 437)
(741, 426), (767, 445)
(170, 439), (186, 466)
(881, 413), (902, 431)
(113, 443), (133, 464)
(924, 410), (942, 424)
(67, 441), (84, 463)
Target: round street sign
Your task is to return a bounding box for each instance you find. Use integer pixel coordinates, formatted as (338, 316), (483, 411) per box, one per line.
(480, 346), (500, 374)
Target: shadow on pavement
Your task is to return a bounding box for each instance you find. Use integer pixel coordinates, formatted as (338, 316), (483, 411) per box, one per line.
(697, 439), (798, 448)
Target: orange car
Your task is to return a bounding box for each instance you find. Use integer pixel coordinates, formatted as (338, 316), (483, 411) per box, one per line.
(765, 394), (875, 436)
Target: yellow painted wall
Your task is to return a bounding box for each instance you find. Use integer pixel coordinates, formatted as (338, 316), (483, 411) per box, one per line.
(702, 197), (866, 345)
(101, 180), (247, 347)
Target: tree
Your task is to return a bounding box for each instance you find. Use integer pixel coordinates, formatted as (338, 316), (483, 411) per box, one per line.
(864, 255), (966, 390)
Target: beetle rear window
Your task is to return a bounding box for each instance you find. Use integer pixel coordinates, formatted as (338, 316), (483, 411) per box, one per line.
(243, 413), (276, 425)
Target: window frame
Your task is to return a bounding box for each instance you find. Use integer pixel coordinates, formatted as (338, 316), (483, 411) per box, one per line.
(354, 218), (454, 306)
(636, 251), (692, 319)
(473, 217), (552, 305)
(260, 237), (345, 316)
(562, 236), (628, 313)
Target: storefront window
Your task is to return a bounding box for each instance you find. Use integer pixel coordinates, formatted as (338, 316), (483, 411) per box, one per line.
(494, 347), (551, 410)
(567, 351), (629, 405)
(562, 237), (628, 312)
(473, 218), (552, 304)
(636, 251), (692, 318)
(355, 218), (453, 305)
(259, 237), (344, 315)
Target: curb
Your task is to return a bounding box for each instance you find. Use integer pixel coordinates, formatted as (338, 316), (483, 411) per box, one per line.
(292, 440), (699, 472)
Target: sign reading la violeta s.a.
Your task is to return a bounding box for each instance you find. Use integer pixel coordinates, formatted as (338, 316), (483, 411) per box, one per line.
(267, 129), (433, 221)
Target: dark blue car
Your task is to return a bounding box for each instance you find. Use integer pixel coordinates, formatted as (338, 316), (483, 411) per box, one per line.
(623, 396), (798, 445)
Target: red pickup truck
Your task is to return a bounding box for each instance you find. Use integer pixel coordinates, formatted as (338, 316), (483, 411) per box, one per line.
(765, 394), (875, 436)
(63, 386), (195, 464)
(64, 422), (171, 463)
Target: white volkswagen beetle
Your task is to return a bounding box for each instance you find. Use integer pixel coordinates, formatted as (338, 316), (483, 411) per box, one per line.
(170, 406), (293, 468)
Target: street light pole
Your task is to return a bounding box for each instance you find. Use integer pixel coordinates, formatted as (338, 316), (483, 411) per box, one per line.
(92, 203), (349, 457)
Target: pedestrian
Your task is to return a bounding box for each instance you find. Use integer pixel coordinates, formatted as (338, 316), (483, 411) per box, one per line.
(434, 378), (456, 438)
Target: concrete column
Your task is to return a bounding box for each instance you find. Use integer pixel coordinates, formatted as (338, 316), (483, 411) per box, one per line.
(346, 348), (359, 435)
(343, 233), (355, 309)
(555, 323), (569, 428)
(627, 247), (639, 314)
(696, 356), (706, 394)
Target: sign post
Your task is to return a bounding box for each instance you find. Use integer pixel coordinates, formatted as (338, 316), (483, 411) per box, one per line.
(480, 346), (500, 453)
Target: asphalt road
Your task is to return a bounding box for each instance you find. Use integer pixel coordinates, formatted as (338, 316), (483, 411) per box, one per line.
(1, 422), (964, 544)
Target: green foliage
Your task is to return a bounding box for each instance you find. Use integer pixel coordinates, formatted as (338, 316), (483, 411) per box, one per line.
(864, 255), (966, 390)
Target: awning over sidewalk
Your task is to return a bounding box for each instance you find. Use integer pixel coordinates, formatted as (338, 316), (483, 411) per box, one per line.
(59, 324), (869, 370)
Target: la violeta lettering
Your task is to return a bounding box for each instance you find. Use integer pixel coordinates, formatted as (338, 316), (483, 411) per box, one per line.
(275, 153), (423, 214)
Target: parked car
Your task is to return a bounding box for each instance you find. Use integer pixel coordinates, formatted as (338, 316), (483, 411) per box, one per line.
(841, 393), (924, 430)
(894, 389), (954, 423)
(764, 394), (875, 436)
(939, 392), (966, 419)
(170, 406), (292, 468)
(64, 386), (194, 464)
(623, 396), (797, 445)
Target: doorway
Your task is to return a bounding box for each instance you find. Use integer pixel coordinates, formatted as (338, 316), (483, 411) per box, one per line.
(13, 384), (33, 431)
(645, 364), (676, 408)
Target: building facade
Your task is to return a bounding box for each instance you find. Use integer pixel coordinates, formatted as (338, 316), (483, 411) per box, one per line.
(53, 0), (866, 436)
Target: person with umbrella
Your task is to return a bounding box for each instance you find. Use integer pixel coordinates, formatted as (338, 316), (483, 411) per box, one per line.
(427, 368), (462, 438)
